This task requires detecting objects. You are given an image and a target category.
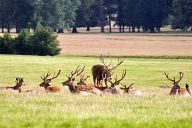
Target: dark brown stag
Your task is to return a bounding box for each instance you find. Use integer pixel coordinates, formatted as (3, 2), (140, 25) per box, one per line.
(91, 55), (124, 87)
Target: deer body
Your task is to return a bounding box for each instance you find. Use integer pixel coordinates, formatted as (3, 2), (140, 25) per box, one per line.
(164, 72), (191, 96)
(40, 70), (61, 92)
(63, 66), (102, 95)
(92, 55), (124, 87)
(0, 78), (24, 92)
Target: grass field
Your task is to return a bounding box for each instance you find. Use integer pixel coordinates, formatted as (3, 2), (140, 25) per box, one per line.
(0, 54), (192, 128)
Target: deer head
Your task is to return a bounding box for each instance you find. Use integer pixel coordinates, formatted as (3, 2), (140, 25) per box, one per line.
(40, 70), (61, 88)
(120, 83), (134, 94)
(77, 75), (90, 85)
(62, 66), (85, 86)
(108, 70), (127, 87)
(13, 77), (25, 90)
(164, 72), (184, 95)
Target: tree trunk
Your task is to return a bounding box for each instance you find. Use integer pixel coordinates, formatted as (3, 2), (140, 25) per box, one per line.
(109, 13), (112, 33)
(191, 27), (192, 31)
(99, 0), (105, 33)
(122, 25), (125, 33)
(16, 26), (21, 33)
(132, 26), (135, 32)
(86, 26), (90, 31)
(57, 29), (64, 33)
(137, 26), (140, 32)
(72, 26), (78, 33)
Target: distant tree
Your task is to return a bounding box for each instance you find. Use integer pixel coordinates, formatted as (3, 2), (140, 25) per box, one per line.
(172, 0), (192, 31)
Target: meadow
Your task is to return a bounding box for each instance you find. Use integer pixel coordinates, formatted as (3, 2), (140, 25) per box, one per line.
(0, 54), (192, 128)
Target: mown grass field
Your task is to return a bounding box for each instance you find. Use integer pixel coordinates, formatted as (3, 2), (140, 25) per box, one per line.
(0, 54), (192, 128)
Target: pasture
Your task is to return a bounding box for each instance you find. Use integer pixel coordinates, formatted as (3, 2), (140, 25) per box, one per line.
(0, 54), (192, 128)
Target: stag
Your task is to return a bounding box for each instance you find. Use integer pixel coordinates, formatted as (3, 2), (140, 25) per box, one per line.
(40, 70), (61, 92)
(62, 66), (102, 95)
(120, 83), (143, 96)
(0, 77), (24, 92)
(96, 70), (126, 94)
(91, 55), (124, 87)
(164, 72), (191, 96)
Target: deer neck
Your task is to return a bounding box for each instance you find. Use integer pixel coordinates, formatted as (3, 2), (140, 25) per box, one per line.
(13, 84), (22, 90)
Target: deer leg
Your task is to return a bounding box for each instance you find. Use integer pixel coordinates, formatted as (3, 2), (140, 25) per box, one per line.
(93, 76), (96, 86)
(104, 79), (108, 88)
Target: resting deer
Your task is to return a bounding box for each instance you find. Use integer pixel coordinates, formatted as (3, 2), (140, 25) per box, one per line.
(0, 77), (24, 92)
(97, 70), (126, 94)
(62, 66), (102, 95)
(39, 70), (61, 92)
(164, 72), (191, 96)
(77, 75), (90, 85)
(91, 55), (124, 87)
(120, 83), (143, 96)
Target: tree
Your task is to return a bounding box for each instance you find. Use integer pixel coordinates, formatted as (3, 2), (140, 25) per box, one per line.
(172, 0), (192, 31)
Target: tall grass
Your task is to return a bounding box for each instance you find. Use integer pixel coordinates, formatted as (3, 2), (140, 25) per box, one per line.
(0, 55), (192, 128)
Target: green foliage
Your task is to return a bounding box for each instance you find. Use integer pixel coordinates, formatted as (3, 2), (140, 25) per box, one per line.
(0, 33), (15, 54)
(29, 25), (61, 56)
(0, 26), (61, 56)
(15, 29), (31, 54)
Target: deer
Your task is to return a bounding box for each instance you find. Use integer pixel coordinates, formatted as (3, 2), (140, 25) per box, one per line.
(91, 55), (124, 87)
(62, 66), (102, 95)
(39, 70), (61, 92)
(0, 77), (24, 92)
(77, 75), (90, 86)
(164, 72), (191, 96)
(96, 70), (126, 94)
(120, 83), (143, 96)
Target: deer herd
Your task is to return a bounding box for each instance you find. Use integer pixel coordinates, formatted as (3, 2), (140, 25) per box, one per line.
(0, 56), (191, 96)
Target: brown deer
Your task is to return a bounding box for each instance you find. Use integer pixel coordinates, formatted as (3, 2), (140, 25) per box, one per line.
(62, 66), (102, 95)
(40, 70), (61, 92)
(77, 75), (90, 85)
(91, 55), (124, 87)
(120, 83), (143, 96)
(0, 77), (24, 92)
(164, 72), (191, 96)
(96, 70), (126, 94)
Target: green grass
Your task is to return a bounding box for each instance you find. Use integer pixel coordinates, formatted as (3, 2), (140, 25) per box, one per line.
(0, 54), (192, 128)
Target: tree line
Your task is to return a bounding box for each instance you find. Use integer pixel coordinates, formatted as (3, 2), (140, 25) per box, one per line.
(0, 0), (192, 33)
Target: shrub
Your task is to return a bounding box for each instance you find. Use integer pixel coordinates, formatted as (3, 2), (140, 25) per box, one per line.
(15, 29), (32, 54)
(29, 26), (61, 56)
(0, 33), (15, 54)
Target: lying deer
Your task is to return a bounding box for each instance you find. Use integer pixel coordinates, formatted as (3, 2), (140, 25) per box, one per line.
(0, 77), (24, 92)
(39, 70), (61, 92)
(120, 83), (143, 96)
(91, 55), (124, 87)
(164, 72), (191, 96)
(62, 66), (102, 95)
(95, 70), (126, 94)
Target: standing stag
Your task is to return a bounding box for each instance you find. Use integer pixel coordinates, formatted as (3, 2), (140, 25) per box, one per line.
(40, 70), (61, 92)
(164, 72), (191, 96)
(62, 66), (102, 95)
(91, 55), (124, 87)
(0, 77), (24, 92)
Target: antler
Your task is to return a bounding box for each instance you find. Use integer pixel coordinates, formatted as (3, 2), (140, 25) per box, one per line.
(115, 70), (127, 83)
(164, 72), (176, 82)
(176, 72), (184, 83)
(41, 72), (51, 80)
(48, 70), (61, 80)
(121, 83), (134, 89)
(69, 66), (85, 78)
(100, 55), (112, 68)
(110, 59), (124, 70)
(41, 70), (61, 81)
(164, 72), (184, 83)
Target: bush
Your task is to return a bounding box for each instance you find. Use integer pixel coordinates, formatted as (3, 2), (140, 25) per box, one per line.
(0, 33), (15, 54)
(0, 26), (61, 56)
(15, 29), (32, 54)
(29, 26), (61, 56)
